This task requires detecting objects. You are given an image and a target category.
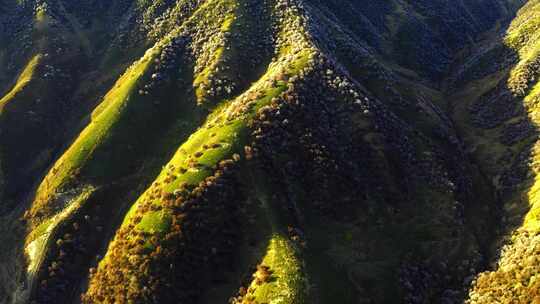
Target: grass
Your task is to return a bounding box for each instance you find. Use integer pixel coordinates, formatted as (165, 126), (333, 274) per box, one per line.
(502, 3), (540, 234)
(91, 44), (314, 300)
(517, 80), (540, 233)
(85, 29), (314, 297)
(236, 157), (310, 304)
(135, 209), (172, 233)
(17, 0), (496, 301)
(30, 0), (241, 216)
(504, 15), (540, 51)
(245, 234), (306, 304)
(27, 32), (207, 232)
(29, 0), (276, 226)
(25, 2), (267, 298)
(192, 10), (235, 104)
(34, 4), (53, 33)
(121, 116), (245, 230)
(122, 48), (313, 235)
(449, 5), (540, 240)
(25, 187), (95, 277)
(0, 54), (42, 114)
(454, 2), (540, 301)
(10, 0), (533, 302)
(32, 47), (155, 204)
(191, 0), (275, 107)
(524, 176), (540, 232)
(184, 0), (238, 105)
(29, 28), (200, 233)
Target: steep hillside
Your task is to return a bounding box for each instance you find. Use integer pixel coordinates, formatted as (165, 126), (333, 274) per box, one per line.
(450, 1), (540, 302)
(0, 0), (539, 303)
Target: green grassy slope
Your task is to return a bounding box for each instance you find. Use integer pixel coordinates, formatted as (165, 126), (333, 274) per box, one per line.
(83, 3), (314, 301)
(0, 54), (42, 113)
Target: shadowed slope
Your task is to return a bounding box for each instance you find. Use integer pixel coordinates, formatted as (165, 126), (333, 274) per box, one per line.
(453, 1), (540, 302)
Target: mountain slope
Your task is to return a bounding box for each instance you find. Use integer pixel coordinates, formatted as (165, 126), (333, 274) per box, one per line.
(0, 0), (539, 303)
(450, 1), (540, 302)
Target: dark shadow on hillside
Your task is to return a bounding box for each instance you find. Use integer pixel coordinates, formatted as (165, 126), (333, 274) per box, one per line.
(21, 0), (279, 302)
(445, 4), (540, 302)
(302, 0), (532, 303)
(25, 58), (203, 304)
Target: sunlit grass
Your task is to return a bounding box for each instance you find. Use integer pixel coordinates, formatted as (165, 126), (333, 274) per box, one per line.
(0, 54), (42, 114)
(125, 50), (312, 235)
(32, 48), (156, 207)
(503, 4), (540, 233)
(245, 234), (306, 304)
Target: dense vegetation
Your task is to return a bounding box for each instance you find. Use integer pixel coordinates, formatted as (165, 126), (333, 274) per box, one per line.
(1, 0), (540, 303)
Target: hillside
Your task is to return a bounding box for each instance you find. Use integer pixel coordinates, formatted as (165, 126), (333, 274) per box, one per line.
(0, 0), (539, 303)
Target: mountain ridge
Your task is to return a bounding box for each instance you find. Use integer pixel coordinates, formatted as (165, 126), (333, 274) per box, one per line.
(1, 0), (540, 303)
